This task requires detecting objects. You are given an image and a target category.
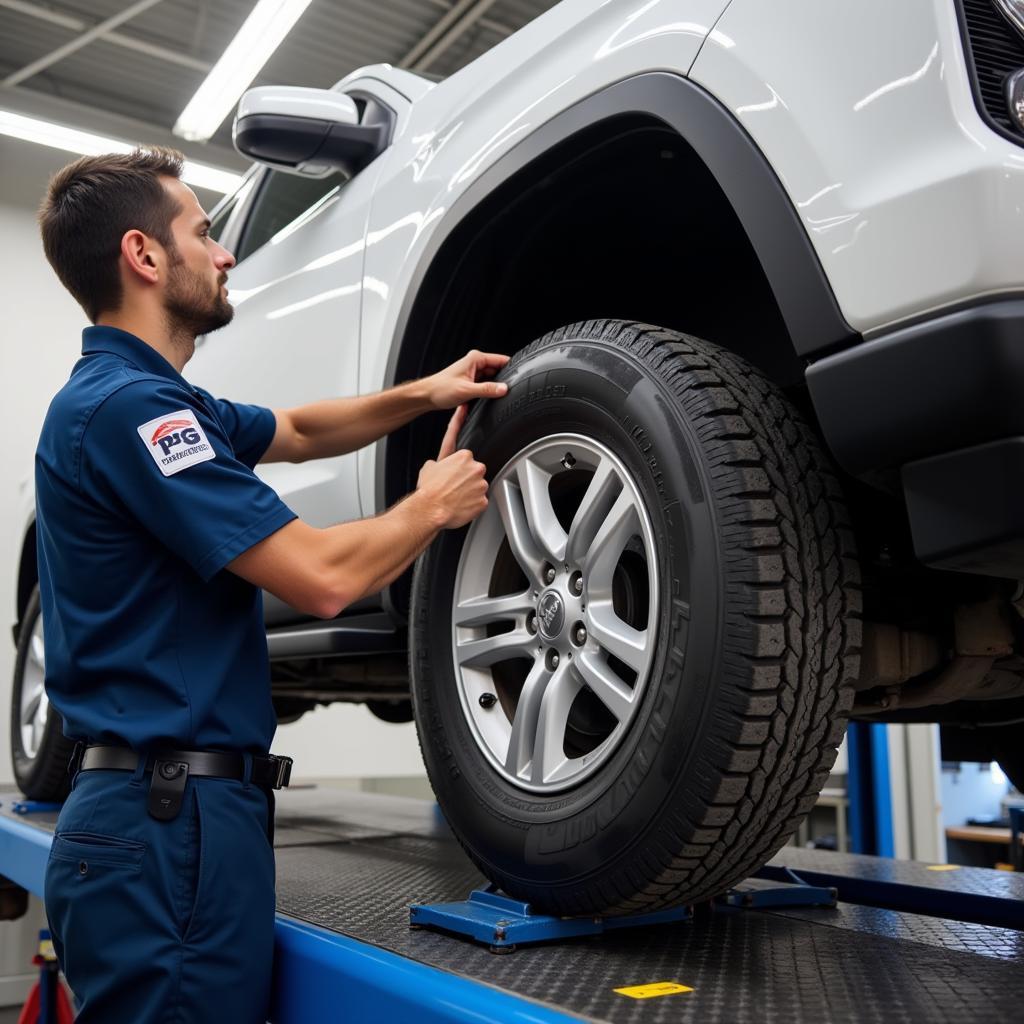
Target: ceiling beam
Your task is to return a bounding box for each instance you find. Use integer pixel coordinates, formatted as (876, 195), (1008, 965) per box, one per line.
(408, 0), (502, 72)
(3, 0), (167, 87)
(420, 0), (516, 38)
(400, 0), (494, 69)
(0, 1), (210, 71)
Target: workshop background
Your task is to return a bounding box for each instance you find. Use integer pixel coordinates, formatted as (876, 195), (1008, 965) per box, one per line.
(0, 0), (570, 787)
(0, 0), (1019, 1017)
(0, 0), (562, 1009)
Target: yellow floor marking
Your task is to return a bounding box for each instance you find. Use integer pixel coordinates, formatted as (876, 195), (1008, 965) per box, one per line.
(614, 982), (694, 999)
(926, 864), (960, 871)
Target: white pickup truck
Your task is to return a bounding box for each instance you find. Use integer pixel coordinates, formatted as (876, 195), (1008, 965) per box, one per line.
(12, 0), (1024, 914)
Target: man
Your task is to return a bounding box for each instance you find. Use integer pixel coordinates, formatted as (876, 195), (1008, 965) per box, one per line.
(34, 146), (508, 1022)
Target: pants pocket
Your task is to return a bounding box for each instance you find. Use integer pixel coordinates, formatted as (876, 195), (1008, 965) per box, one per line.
(49, 832), (146, 871)
(44, 831), (152, 1019)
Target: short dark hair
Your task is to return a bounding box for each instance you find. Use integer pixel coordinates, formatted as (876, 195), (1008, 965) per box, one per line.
(38, 147), (185, 322)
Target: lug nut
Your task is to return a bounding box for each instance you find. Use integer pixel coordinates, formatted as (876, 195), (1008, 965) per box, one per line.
(546, 649), (560, 670)
(479, 693), (497, 709)
(570, 572), (583, 595)
(527, 612), (538, 634)
(573, 624), (587, 646)
(544, 565), (556, 584)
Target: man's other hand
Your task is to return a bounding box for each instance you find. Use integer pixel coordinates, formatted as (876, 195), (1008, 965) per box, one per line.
(426, 349), (510, 409)
(416, 405), (488, 529)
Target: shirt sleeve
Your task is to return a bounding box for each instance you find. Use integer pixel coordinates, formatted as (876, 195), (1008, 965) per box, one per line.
(81, 379), (297, 582)
(192, 385), (277, 469)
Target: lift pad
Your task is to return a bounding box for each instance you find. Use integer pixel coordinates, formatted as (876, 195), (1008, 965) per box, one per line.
(410, 872), (838, 951)
(410, 885), (692, 951)
(3, 786), (1024, 1023)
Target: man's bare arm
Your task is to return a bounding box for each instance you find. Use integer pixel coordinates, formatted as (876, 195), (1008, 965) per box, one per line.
(230, 407), (485, 615)
(262, 380), (430, 464)
(227, 494), (440, 617)
(260, 350), (509, 464)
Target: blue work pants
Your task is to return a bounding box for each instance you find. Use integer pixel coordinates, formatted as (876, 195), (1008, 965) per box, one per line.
(43, 766), (275, 1023)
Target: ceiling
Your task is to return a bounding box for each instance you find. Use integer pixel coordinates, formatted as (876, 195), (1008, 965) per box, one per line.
(0, 0), (558, 162)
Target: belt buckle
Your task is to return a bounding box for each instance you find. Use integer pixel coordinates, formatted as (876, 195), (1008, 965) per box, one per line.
(271, 756), (293, 789)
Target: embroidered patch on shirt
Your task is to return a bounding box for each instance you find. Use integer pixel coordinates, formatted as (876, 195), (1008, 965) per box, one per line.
(137, 408), (216, 477)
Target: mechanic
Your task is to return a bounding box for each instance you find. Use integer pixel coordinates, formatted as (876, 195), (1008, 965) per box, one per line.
(34, 146), (508, 1023)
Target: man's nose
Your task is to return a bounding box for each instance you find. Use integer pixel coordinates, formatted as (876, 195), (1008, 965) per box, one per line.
(216, 243), (236, 270)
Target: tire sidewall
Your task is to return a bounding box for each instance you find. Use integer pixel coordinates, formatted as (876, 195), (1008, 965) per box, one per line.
(10, 586), (71, 799)
(413, 336), (725, 890)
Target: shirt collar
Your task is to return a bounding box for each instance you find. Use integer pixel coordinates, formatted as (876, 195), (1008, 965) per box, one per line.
(81, 325), (193, 391)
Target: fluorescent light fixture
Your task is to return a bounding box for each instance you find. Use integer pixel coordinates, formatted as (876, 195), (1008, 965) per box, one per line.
(174, 0), (313, 142)
(0, 110), (244, 193)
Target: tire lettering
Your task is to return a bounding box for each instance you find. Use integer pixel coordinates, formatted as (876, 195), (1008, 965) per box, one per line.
(495, 383), (567, 424)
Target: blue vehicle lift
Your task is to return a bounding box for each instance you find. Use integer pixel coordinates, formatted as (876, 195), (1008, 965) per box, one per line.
(3, 785), (1024, 1023)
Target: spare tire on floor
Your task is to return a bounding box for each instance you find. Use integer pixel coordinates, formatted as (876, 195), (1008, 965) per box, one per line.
(411, 319), (862, 915)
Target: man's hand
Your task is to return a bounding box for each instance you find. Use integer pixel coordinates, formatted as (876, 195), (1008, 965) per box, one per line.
(415, 405), (489, 529)
(426, 349), (510, 409)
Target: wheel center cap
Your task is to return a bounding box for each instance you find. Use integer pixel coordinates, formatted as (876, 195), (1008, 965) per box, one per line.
(537, 590), (565, 640)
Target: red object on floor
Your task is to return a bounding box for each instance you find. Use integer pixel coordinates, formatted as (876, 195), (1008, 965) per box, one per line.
(18, 931), (75, 1024)
(16, 980), (74, 1024)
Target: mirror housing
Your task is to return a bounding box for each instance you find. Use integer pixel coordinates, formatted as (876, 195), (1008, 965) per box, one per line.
(233, 86), (388, 178)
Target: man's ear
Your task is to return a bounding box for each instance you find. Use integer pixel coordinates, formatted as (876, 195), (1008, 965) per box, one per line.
(120, 229), (160, 286)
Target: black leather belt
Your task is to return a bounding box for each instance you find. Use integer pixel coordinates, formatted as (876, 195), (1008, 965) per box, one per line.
(75, 744), (293, 822)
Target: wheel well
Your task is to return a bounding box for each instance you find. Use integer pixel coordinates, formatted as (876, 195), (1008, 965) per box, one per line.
(386, 114), (803, 510)
(380, 113), (813, 619)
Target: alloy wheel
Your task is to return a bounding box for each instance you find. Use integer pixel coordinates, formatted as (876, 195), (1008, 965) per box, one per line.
(451, 434), (659, 793)
(19, 615), (49, 761)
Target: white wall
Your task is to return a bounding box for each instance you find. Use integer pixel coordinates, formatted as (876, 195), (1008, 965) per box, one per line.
(0, 133), (424, 786)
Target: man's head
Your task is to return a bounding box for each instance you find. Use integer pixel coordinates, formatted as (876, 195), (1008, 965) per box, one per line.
(38, 147), (235, 338)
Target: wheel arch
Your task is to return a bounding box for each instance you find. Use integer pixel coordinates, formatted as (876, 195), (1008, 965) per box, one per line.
(377, 73), (857, 618)
(380, 72), (855, 505)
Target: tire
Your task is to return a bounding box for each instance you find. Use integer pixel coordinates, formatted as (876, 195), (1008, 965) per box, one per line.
(993, 728), (1024, 792)
(272, 697), (317, 725)
(367, 699), (415, 724)
(941, 723), (1024, 792)
(411, 319), (861, 915)
(10, 586), (74, 801)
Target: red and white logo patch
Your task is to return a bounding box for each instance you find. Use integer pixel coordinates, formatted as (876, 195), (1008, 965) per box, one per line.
(136, 408), (215, 477)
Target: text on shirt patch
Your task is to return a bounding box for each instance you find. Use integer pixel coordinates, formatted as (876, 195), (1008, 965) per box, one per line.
(136, 408), (216, 476)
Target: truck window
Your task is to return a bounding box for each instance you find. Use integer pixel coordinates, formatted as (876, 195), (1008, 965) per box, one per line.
(235, 169), (347, 263)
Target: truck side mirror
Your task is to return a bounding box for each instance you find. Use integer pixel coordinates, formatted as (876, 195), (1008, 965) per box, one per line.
(233, 85), (388, 178)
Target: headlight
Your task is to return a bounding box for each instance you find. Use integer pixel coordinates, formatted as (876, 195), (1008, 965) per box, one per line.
(994, 0), (1024, 38)
(1007, 67), (1024, 130)
(993, 1), (1024, 130)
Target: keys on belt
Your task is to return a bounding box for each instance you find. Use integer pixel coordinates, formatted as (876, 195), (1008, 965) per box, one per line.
(71, 744), (294, 821)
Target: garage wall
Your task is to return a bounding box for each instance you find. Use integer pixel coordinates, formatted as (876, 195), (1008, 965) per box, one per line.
(0, 135), (425, 786)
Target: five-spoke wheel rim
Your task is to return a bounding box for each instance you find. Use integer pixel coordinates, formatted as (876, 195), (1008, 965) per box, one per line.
(19, 615), (49, 760)
(451, 434), (659, 793)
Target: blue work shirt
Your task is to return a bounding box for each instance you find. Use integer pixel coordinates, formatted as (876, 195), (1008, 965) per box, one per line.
(35, 325), (297, 754)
